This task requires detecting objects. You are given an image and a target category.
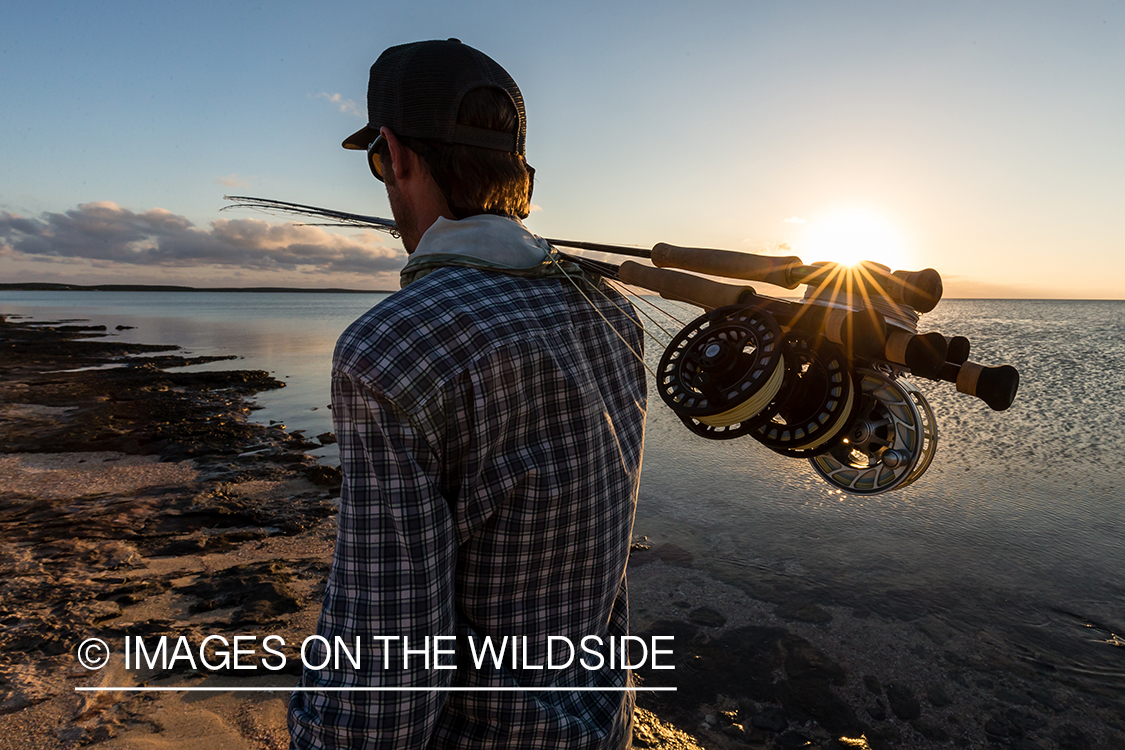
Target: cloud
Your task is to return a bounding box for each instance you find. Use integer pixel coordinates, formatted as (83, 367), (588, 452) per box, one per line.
(217, 174), (252, 188)
(0, 202), (405, 276)
(528, 203), (543, 213)
(314, 92), (364, 118)
(783, 216), (806, 224)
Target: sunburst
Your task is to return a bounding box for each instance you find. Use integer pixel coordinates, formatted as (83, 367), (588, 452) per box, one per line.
(797, 209), (910, 270)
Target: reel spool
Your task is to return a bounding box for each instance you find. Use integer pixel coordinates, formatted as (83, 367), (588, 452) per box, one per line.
(676, 341), (805, 441)
(896, 378), (938, 490)
(809, 369), (937, 495)
(677, 412), (761, 440)
(657, 305), (785, 438)
(752, 335), (857, 457)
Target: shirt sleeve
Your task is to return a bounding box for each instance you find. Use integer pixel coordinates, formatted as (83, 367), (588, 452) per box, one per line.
(288, 372), (457, 750)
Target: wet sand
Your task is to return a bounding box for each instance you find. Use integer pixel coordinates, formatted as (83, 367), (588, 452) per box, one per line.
(1, 314), (1122, 750)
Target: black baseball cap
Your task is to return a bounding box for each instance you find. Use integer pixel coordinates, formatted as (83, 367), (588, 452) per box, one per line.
(342, 39), (526, 156)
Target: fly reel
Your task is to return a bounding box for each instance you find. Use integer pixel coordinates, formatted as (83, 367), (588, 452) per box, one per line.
(223, 196), (1020, 497)
(658, 307), (939, 495)
(751, 335), (857, 457)
(809, 368), (937, 495)
(657, 305), (786, 437)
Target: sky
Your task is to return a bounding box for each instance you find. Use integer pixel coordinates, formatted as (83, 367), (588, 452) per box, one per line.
(1, 1), (1122, 298)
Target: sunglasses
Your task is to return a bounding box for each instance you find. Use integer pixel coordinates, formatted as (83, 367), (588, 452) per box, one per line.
(366, 135), (387, 182)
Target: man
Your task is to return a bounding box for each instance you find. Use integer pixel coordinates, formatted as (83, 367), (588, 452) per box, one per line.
(288, 39), (647, 749)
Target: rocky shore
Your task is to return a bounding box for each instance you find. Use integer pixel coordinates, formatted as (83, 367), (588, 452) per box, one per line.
(1, 314), (1122, 750)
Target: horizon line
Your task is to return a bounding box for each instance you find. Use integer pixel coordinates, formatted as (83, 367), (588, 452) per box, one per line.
(1, 282), (1121, 302)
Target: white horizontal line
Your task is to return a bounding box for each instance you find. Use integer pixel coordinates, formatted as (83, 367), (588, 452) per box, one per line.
(75, 686), (676, 693)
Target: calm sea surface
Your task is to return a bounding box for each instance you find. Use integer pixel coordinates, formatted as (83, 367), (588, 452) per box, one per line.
(2, 291), (1123, 699)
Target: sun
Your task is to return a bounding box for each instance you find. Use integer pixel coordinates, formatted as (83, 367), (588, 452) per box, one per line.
(797, 209), (910, 270)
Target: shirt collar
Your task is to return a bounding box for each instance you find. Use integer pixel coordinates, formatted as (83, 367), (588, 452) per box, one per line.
(411, 214), (551, 269)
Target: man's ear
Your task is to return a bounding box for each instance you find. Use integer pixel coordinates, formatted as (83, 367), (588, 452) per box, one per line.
(380, 127), (412, 182)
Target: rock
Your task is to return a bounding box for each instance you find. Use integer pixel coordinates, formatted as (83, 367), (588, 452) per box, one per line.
(885, 683), (921, 721)
(863, 674), (883, 695)
(720, 723), (745, 739)
(750, 706), (787, 733)
(177, 561), (302, 627)
(688, 607), (726, 628)
(911, 718), (950, 742)
(774, 602), (833, 624)
(948, 670), (970, 688)
(997, 688), (1034, 706)
(781, 679), (862, 735)
(984, 713), (1017, 743)
(77, 600), (123, 622)
(152, 537), (209, 556)
(784, 640), (846, 683)
(1054, 724), (1091, 750)
(652, 543), (693, 566)
(316, 431), (337, 445)
(869, 724), (902, 747)
(115, 325), (135, 330)
(630, 707), (705, 749)
(774, 730), (813, 749)
(1007, 708), (1047, 733)
(926, 682), (953, 707)
(866, 701), (887, 722)
(56, 726), (86, 743)
(1028, 688), (1063, 712)
(304, 464), (342, 488)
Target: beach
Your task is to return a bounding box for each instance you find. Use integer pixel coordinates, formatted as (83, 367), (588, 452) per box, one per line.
(1, 314), (1123, 750)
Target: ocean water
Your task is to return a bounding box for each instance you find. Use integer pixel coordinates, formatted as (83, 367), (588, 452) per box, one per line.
(3, 291), (1123, 701)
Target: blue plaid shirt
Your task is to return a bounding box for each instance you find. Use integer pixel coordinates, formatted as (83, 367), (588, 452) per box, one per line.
(289, 264), (647, 749)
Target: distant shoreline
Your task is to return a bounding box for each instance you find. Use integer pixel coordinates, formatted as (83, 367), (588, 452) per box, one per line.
(2, 283), (1121, 301)
(0, 282), (394, 293)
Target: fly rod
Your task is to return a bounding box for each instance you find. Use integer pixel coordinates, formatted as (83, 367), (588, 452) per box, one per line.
(222, 194), (1019, 495)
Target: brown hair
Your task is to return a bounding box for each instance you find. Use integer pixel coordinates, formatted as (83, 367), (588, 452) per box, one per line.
(379, 87), (534, 219)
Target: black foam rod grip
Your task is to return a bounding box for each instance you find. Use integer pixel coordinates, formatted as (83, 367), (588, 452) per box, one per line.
(945, 336), (971, 365)
(937, 361), (1020, 411)
(885, 331), (947, 379)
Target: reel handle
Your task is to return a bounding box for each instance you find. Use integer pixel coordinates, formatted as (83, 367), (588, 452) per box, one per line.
(935, 361), (1020, 411)
(618, 261), (886, 358)
(884, 331), (948, 379)
(651, 243), (943, 313)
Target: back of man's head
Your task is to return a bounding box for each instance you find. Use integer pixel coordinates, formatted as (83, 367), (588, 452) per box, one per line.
(343, 39), (534, 219)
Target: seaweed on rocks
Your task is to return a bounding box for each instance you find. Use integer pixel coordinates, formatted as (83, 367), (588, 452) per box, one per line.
(0, 315), (338, 722)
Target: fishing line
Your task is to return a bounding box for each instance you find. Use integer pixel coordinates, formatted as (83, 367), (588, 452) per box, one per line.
(695, 356), (786, 428)
(544, 252), (657, 379)
(220, 194), (1022, 496)
(604, 280), (680, 342)
(606, 279), (687, 338)
(550, 250), (675, 343)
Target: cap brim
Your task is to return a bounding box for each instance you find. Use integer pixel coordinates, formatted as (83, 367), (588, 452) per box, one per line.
(342, 124), (378, 150)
